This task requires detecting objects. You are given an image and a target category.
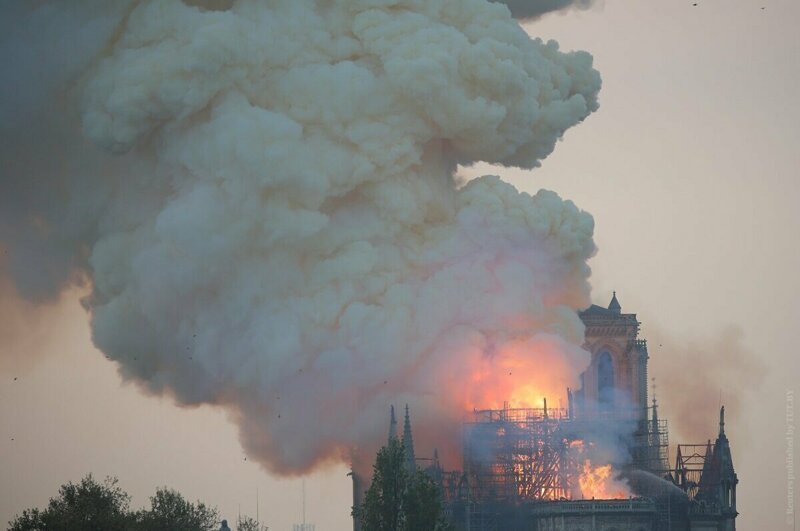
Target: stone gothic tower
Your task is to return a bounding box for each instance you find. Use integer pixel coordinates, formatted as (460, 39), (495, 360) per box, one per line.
(577, 292), (649, 419)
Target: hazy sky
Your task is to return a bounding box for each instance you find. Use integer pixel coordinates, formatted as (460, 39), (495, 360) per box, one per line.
(2, 1), (799, 530)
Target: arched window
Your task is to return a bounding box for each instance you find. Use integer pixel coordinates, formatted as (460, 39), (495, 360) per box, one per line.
(597, 350), (614, 407)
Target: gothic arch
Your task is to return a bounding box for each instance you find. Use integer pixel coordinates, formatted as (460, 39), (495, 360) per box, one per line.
(597, 350), (614, 407)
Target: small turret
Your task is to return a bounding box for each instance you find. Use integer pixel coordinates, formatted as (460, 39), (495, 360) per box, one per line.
(650, 394), (663, 469)
(650, 392), (660, 438)
(695, 406), (738, 530)
(713, 406), (738, 521)
(608, 291), (621, 313)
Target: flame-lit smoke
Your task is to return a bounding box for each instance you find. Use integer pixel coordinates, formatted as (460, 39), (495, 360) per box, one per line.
(578, 460), (630, 500)
(569, 439), (631, 500)
(0, 0), (601, 475)
(453, 335), (591, 413)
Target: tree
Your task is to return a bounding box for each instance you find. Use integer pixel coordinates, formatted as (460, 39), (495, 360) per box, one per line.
(8, 476), (225, 531)
(235, 515), (269, 531)
(402, 471), (449, 531)
(8, 475), (132, 531)
(357, 438), (451, 531)
(132, 487), (219, 531)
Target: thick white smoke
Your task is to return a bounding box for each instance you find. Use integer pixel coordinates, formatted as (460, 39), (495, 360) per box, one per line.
(1, 0), (600, 474)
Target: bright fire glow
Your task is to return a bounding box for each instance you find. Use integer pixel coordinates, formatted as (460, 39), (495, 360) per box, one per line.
(578, 459), (631, 500)
(452, 334), (585, 412)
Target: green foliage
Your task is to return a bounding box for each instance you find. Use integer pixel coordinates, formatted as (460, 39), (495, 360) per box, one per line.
(402, 471), (450, 531)
(358, 439), (405, 530)
(234, 515), (268, 531)
(131, 487), (219, 531)
(357, 438), (452, 531)
(8, 475), (131, 531)
(7, 475), (222, 531)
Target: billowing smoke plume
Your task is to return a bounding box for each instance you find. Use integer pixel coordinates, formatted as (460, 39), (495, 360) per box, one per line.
(0, 0), (600, 474)
(495, 0), (600, 19)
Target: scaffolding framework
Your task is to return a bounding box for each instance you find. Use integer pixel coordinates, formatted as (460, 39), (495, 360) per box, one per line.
(673, 444), (711, 502)
(463, 406), (576, 503)
(632, 407), (670, 476)
(450, 404), (671, 507)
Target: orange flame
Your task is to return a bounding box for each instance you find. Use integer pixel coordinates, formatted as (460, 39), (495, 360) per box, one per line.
(578, 459), (630, 500)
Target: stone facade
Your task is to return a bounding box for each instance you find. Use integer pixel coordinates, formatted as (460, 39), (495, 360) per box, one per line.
(533, 499), (656, 531)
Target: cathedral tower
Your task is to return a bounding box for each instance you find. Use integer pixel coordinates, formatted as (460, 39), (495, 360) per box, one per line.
(577, 292), (649, 419)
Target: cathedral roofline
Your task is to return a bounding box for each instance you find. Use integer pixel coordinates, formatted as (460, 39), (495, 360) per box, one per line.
(579, 305), (640, 331)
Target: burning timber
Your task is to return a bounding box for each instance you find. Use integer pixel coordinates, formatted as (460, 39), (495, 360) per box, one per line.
(352, 293), (739, 531)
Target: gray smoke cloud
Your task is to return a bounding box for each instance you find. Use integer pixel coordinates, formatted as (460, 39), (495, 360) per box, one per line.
(0, 1), (134, 301)
(648, 326), (766, 446)
(0, 0), (601, 474)
(495, 0), (599, 19)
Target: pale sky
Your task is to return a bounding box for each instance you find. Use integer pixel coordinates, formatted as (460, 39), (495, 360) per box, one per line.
(2, 1), (799, 530)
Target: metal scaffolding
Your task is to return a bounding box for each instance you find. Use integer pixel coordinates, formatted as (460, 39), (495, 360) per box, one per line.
(631, 406), (670, 476)
(673, 444), (711, 502)
(462, 405), (577, 503)
(431, 403), (673, 531)
(450, 402), (671, 503)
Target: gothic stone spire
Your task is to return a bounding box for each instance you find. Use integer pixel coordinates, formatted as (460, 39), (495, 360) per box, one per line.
(388, 405), (397, 443)
(402, 404), (416, 473)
